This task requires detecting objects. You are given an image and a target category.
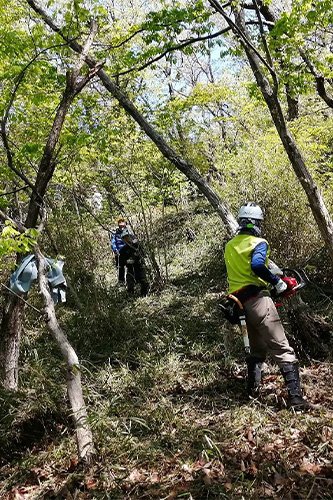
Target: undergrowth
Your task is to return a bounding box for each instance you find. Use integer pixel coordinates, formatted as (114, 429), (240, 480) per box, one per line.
(0, 207), (332, 499)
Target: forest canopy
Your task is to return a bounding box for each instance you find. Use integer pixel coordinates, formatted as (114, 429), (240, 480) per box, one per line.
(0, 0), (333, 498)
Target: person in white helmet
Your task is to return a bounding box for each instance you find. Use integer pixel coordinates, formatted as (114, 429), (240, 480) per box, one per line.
(224, 202), (310, 411)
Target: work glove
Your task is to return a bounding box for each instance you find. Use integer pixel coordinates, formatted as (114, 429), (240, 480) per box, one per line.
(275, 279), (288, 295)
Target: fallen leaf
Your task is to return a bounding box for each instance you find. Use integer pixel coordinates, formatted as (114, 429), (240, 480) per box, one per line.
(150, 472), (160, 483)
(248, 461), (258, 476)
(273, 472), (288, 486)
(85, 478), (97, 490)
(299, 460), (322, 475)
(247, 429), (255, 444)
(127, 469), (145, 483)
(67, 456), (78, 472)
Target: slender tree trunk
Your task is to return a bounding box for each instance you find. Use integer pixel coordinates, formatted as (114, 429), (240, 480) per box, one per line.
(219, 5), (333, 263)
(0, 24), (98, 390)
(285, 84), (299, 121)
(0, 87), (75, 391)
(0, 292), (25, 390)
(35, 246), (95, 462)
(245, 55), (333, 262)
(25, 0), (239, 237)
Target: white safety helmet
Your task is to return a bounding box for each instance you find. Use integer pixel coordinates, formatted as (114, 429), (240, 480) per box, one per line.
(238, 202), (264, 221)
(237, 202), (263, 236)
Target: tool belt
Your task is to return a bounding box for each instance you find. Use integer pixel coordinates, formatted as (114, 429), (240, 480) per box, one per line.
(232, 285), (269, 304)
(220, 285), (269, 325)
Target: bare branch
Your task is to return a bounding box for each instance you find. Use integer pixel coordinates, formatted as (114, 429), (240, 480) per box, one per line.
(300, 50), (333, 109)
(0, 208), (26, 233)
(252, 0), (276, 84)
(112, 28), (231, 78)
(0, 185), (30, 197)
(0, 283), (42, 313)
(208, 0), (276, 79)
(0, 41), (76, 198)
(73, 19), (98, 79)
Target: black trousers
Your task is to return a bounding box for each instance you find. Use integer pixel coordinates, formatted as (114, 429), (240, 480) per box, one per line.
(114, 254), (125, 282)
(126, 260), (149, 296)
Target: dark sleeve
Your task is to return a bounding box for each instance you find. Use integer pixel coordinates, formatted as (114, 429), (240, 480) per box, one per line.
(251, 242), (279, 285)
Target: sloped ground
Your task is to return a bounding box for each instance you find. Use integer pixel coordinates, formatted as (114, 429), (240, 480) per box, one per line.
(0, 208), (333, 499)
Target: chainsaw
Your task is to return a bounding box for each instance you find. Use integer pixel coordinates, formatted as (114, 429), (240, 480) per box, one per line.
(268, 262), (308, 306)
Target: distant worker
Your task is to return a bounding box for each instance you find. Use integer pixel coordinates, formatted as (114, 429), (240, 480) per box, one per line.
(224, 202), (310, 411)
(90, 186), (103, 212)
(111, 218), (128, 284)
(120, 228), (149, 297)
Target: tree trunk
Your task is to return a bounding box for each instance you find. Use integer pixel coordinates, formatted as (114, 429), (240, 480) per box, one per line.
(35, 246), (95, 462)
(285, 84), (299, 121)
(0, 88), (75, 391)
(0, 292), (25, 390)
(0, 30), (97, 390)
(25, 0), (239, 237)
(229, 7), (333, 264)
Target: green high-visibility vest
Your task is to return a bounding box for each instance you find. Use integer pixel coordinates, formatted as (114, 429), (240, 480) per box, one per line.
(224, 233), (270, 293)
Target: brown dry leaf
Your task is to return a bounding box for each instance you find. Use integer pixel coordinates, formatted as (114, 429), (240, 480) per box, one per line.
(240, 460), (246, 472)
(274, 438), (284, 449)
(247, 429), (255, 444)
(322, 426), (333, 442)
(273, 472), (288, 486)
(181, 463), (192, 473)
(263, 486), (275, 497)
(30, 467), (49, 482)
(150, 472), (160, 483)
(265, 375), (278, 383)
(127, 469), (146, 484)
(10, 488), (31, 499)
(67, 456), (78, 472)
(299, 460), (322, 475)
(248, 461), (258, 476)
(202, 468), (213, 486)
(224, 482), (233, 491)
(85, 478), (97, 490)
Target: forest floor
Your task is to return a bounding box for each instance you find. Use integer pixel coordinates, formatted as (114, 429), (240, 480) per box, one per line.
(0, 207), (333, 499)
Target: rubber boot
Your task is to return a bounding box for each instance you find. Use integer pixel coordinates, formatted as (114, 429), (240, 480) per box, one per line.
(246, 356), (264, 398)
(280, 363), (310, 411)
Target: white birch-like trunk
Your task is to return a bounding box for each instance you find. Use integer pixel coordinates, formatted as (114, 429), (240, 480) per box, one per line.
(35, 247), (95, 462)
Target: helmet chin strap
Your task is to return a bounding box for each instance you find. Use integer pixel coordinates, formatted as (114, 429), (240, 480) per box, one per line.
(238, 219), (262, 236)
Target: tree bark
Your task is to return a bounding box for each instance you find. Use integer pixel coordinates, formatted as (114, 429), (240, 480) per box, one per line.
(35, 246), (95, 462)
(0, 291), (25, 390)
(25, 0), (239, 237)
(0, 25), (98, 391)
(216, 4), (333, 263)
(0, 82), (76, 390)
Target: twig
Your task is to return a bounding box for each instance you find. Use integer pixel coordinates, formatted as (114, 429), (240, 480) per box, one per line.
(0, 185), (30, 197)
(252, 0), (274, 68)
(0, 208), (26, 233)
(208, 0), (276, 79)
(112, 28), (231, 78)
(0, 282), (42, 314)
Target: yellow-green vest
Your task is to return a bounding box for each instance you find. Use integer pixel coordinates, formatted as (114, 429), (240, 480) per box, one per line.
(224, 234), (270, 293)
